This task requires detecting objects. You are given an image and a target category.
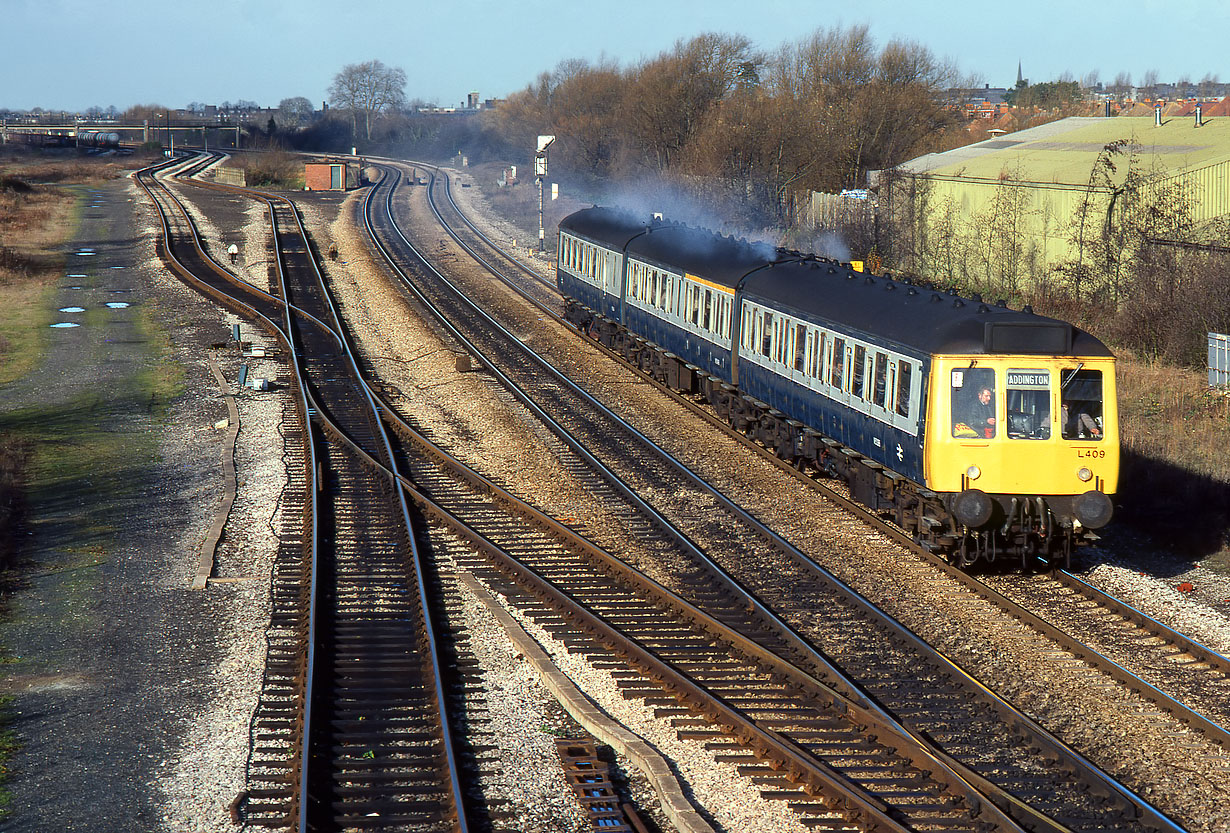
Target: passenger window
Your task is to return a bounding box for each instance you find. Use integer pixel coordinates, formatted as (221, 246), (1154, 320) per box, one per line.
(952, 367), (996, 439)
(896, 362), (912, 418)
(873, 353), (888, 407)
(851, 345), (866, 398)
(704, 291), (713, 331)
(830, 338), (845, 389)
(1061, 367), (1104, 441)
(813, 333), (826, 378)
(794, 324), (806, 372)
(761, 313), (773, 357)
(1006, 369), (1052, 440)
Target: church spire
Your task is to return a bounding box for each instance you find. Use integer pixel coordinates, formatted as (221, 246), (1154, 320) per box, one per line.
(1017, 61), (1024, 87)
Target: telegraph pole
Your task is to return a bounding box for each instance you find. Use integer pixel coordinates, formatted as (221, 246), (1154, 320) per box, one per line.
(535, 135), (555, 252)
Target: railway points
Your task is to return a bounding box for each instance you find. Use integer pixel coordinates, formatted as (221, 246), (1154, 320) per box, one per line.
(17, 149), (1226, 832)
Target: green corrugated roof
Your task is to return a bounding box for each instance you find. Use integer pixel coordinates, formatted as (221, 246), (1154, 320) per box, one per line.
(902, 116), (1230, 185)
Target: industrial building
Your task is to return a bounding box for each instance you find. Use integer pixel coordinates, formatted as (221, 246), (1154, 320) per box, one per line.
(889, 114), (1230, 277)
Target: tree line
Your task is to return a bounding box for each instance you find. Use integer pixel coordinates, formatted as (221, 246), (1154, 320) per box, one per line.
(483, 26), (969, 224)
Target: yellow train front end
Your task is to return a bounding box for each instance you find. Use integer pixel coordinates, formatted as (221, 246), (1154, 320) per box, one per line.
(924, 354), (1118, 567)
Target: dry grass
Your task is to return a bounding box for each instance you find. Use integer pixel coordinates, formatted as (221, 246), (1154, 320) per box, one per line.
(0, 150), (132, 384)
(241, 150), (305, 189)
(0, 171), (72, 384)
(1116, 354), (1230, 558)
(1119, 356), (1230, 478)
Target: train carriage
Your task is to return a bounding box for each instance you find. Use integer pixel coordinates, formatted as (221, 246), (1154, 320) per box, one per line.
(558, 206), (1117, 568)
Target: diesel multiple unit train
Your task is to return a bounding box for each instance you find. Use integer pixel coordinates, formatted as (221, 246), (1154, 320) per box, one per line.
(557, 206), (1117, 568)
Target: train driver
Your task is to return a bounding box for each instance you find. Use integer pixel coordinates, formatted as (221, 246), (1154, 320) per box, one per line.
(967, 386), (997, 438)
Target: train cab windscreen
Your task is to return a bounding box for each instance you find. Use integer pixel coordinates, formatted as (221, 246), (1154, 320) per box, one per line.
(952, 367), (997, 439)
(1061, 367), (1104, 440)
(1005, 369), (1051, 440)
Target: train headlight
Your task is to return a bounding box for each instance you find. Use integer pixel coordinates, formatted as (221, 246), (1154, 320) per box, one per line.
(1077, 467), (1093, 482)
(965, 465), (981, 481)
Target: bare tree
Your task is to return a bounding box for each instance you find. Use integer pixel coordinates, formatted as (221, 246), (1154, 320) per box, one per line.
(328, 60), (407, 141)
(548, 58), (626, 178)
(277, 96), (314, 128)
(1140, 68), (1160, 103)
(1081, 69), (1101, 90)
(621, 33), (760, 171)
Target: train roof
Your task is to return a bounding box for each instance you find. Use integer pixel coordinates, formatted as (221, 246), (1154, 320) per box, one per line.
(744, 263), (1112, 357)
(559, 206), (766, 287)
(559, 206), (1113, 359)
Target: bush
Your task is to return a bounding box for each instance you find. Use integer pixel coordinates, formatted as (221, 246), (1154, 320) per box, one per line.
(243, 151), (303, 189)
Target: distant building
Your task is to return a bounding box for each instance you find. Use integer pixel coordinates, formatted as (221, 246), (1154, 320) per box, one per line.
(890, 112), (1230, 275)
(304, 159), (359, 191)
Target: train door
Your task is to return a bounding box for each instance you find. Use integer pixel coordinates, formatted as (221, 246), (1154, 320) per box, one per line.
(869, 350), (891, 421)
(826, 336), (849, 440)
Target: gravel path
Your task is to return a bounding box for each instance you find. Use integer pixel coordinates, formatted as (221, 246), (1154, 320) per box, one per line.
(0, 168), (280, 832)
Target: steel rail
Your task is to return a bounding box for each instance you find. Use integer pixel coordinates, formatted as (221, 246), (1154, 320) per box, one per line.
(262, 184), (473, 833)
(303, 361), (963, 833)
(134, 156), (323, 828)
(141, 157), (474, 832)
(1055, 569), (1230, 676)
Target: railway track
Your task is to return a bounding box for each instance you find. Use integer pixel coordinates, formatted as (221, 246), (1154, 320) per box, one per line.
(417, 161), (1230, 754)
(357, 161), (1188, 832)
(136, 154), (473, 831)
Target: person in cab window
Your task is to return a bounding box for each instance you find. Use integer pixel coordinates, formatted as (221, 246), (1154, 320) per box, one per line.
(968, 386), (996, 438)
(1061, 401), (1101, 439)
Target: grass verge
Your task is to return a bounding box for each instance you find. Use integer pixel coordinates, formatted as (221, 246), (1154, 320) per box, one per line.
(1116, 355), (1230, 566)
(0, 149), (175, 819)
(0, 696), (14, 818)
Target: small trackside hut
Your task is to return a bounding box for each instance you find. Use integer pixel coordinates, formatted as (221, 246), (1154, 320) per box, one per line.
(304, 159), (359, 191)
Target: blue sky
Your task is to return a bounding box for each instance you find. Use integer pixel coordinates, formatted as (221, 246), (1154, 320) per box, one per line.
(3, 0), (1227, 112)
